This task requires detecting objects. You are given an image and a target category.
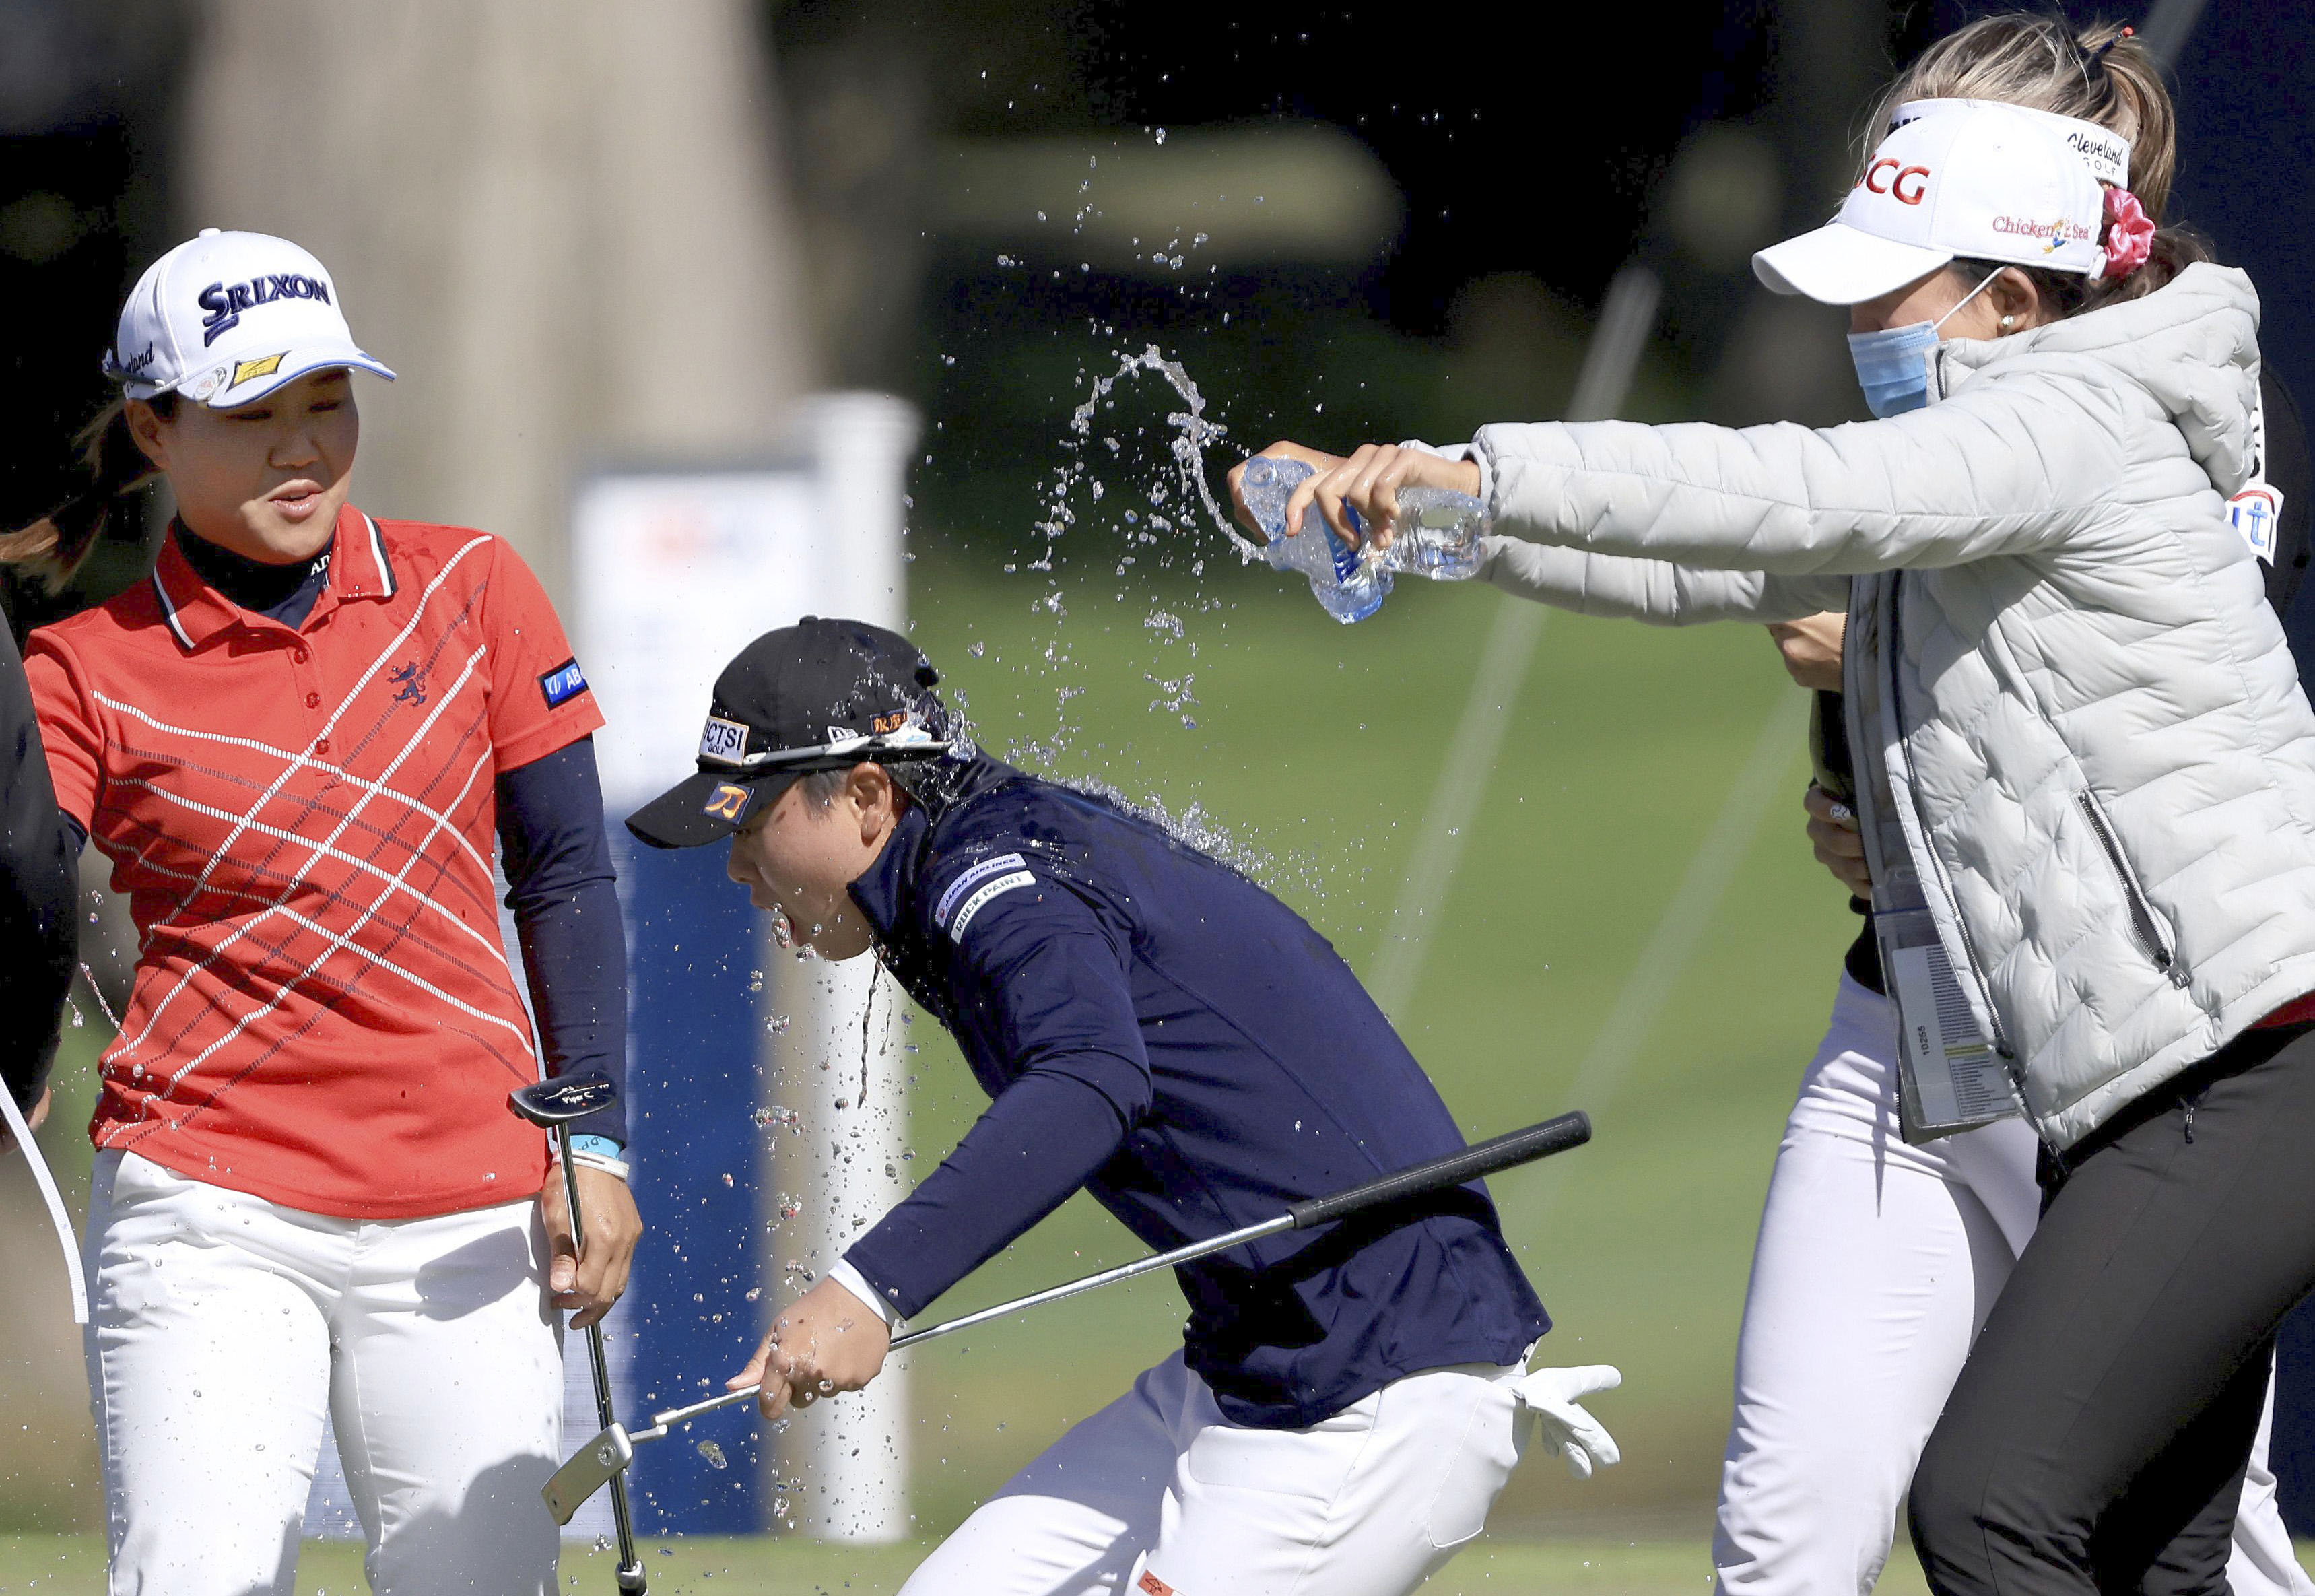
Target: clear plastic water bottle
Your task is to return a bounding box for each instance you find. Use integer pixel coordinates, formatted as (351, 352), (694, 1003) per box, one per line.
(1238, 455), (1387, 622)
(1237, 455), (1485, 624)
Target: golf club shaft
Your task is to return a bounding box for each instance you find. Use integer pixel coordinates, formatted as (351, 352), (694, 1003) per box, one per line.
(629, 1211), (1300, 1438)
(630, 1111), (1594, 1440)
(557, 1122), (645, 1589)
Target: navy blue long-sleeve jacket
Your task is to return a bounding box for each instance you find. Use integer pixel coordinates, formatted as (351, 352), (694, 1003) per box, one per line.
(844, 756), (1548, 1428)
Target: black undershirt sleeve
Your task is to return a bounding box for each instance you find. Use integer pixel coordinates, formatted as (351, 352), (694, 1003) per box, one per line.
(495, 737), (629, 1146)
(1, 623), (78, 1112)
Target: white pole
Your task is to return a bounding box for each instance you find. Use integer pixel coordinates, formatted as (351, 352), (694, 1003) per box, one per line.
(765, 956), (912, 1540)
(766, 393), (920, 1542)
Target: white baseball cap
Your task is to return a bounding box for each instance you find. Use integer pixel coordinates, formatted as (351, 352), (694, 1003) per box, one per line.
(1751, 102), (2108, 306)
(104, 228), (395, 407)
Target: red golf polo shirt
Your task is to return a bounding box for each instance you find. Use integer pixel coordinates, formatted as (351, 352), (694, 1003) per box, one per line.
(27, 506), (603, 1218)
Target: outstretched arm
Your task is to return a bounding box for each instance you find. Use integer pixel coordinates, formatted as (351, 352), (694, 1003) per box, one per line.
(1480, 537), (1849, 624)
(1233, 372), (2126, 579)
(1223, 440), (1848, 624)
(735, 866), (1150, 1420)
(1475, 377), (2125, 574)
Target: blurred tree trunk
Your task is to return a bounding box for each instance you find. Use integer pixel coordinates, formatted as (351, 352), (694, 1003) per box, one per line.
(770, 6), (933, 392)
(1706, 0), (1889, 427)
(178, 0), (817, 599)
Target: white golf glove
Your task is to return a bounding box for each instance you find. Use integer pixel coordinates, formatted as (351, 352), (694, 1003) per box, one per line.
(1512, 1364), (1623, 1480)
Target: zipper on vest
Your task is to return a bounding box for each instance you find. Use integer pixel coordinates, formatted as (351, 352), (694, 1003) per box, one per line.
(2075, 791), (2182, 980)
(1882, 579), (2019, 1068)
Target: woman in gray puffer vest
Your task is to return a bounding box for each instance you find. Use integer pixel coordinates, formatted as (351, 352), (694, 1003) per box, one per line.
(1236, 96), (2315, 1596)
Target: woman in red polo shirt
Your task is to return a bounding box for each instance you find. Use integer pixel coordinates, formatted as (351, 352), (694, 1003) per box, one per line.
(8, 229), (637, 1595)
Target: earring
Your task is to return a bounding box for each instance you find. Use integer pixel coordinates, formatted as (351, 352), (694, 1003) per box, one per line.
(2000, 314), (2016, 328)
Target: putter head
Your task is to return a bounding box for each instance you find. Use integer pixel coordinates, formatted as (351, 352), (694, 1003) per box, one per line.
(509, 1073), (619, 1129)
(543, 1421), (634, 1525)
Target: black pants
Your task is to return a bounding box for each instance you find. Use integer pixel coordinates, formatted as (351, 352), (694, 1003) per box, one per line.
(1909, 1022), (2315, 1595)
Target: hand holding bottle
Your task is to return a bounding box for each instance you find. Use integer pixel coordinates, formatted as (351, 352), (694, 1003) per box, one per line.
(1228, 444), (1489, 623)
(1226, 442), (1485, 552)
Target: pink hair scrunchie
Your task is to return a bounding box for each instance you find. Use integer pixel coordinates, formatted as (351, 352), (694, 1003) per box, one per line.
(2101, 188), (2155, 281)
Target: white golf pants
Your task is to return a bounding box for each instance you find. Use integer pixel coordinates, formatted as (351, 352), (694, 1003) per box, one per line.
(1714, 974), (2312, 1596)
(83, 1150), (564, 1596)
(899, 1350), (1531, 1596)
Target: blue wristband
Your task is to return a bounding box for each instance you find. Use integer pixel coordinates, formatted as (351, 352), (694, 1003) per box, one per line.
(570, 1134), (624, 1160)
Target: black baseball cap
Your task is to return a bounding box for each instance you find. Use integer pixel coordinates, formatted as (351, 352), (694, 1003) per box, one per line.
(625, 617), (950, 850)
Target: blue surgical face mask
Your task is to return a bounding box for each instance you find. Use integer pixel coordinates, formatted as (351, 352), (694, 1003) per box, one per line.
(1845, 269), (2003, 418)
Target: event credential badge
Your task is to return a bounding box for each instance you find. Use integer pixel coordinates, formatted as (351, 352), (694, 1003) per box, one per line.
(1875, 906), (2014, 1139)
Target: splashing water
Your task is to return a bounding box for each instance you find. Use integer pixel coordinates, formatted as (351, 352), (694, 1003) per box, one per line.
(961, 339), (1359, 904)
(1059, 345), (1259, 565)
(78, 963), (122, 1030)
(696, 1440), (729, 1470)
(1056, 776), (1273, 883)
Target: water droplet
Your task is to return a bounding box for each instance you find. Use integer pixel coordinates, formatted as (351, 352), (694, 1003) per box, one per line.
(697, 1439), (729, 1470)
(968, 642), (986, 659)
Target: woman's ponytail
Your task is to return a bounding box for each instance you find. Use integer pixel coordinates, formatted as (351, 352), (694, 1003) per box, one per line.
(1863, 16), (2177, 220)
(2081, 25), (2176, 226)
(0, 394), (170, 586)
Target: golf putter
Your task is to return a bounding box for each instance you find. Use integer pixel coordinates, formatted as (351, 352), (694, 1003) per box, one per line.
(510, 1074), (647, 1594)
(543, 1109), (1594, 1520)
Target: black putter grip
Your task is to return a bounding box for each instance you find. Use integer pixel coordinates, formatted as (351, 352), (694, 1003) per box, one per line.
(1285, 1111), (1591, 1230)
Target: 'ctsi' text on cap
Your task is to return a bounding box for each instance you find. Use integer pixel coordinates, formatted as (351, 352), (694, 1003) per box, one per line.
(625, 617), (953, 850)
